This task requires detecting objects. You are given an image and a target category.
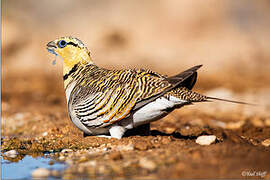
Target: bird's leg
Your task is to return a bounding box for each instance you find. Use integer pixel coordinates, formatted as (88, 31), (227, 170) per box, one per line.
(109, 125), (126, 139)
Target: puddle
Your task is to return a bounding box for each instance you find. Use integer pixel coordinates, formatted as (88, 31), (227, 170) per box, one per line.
(1, 154), (67, 179)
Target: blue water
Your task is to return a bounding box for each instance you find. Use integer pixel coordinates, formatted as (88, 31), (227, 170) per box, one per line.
(1, 155), (67, 179)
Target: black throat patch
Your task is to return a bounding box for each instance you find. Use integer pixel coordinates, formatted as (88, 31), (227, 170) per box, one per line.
(63, 64), (78, 80)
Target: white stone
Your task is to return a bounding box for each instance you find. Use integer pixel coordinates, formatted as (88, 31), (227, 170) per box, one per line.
(61, 149), (73, 153)
(42, 132), (48, 136)
(4, 150), (18, 158)
(196, 135), (216, 145)
(32, 168), (50, 178)
(261, 139), (270, 147)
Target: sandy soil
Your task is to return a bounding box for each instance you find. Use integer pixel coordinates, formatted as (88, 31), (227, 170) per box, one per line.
(2, 73), (270, 179)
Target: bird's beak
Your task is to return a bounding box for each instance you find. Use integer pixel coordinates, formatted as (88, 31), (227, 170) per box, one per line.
(46, 41), (58, 55)
(47, 41), (57, 48)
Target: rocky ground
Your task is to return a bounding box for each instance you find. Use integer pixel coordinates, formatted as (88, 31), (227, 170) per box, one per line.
(2, 74), (270, 179)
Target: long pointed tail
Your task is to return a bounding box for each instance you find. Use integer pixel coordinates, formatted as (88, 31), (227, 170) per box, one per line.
(206, 96), (255, 106)
(171, 87), (255, 105)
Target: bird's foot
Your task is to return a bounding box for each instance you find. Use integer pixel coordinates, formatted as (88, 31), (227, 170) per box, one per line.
(109, 125), (126, 139)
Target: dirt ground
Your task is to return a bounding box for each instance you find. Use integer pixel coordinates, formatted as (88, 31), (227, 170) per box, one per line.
(2, 1), (270, 179)
(2, 72), (270, 179)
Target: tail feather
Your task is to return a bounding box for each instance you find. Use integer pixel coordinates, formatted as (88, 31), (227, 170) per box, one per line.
(206, 96), (255, 106)
(171, 87), (255, 105)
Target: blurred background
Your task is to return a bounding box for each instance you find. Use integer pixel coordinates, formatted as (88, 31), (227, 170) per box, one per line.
(2, 0), (270, 116)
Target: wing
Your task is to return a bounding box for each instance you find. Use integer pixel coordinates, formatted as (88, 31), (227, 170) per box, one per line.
(69, 65), (202, 128)
(69, 67), (172, 128)
(133, 65), (202, 110)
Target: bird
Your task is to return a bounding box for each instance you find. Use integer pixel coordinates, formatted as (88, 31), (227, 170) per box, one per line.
(47, 36), (249, 139)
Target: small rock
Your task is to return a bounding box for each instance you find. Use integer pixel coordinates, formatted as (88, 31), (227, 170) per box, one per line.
(139, 158), (156, 171)
(261, 139), (270, 147)
(164, 127), (176, 134)
(32, 168), (50, 178)
(42, 132), (48, 136)
(61, 149), (73, 153)
(226, 120), (245, 129)
(196, 135), (216, 145)
(4, 150), (18, 158)
(59, 156), (65, 161)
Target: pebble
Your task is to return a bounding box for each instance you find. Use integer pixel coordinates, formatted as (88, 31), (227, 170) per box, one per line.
(4, 150), (18, 158)
(261, 139), (270, 147)
(42, 132), (48, 136)
(195, 135), (216, 145)
(61, 149), (73, 153)
(32, 168), (50, 178)
(164, 127), (176, 134)
(59, 156), (65, 161)
(139, 158), (156, 171)
(226, 121), (245, 129)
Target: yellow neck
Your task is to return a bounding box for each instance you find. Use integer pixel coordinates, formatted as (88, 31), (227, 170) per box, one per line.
(56, 45), (93, 75)
(56, 46), (93, 90)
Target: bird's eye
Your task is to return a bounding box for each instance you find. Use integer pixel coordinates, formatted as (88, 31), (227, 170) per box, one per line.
(58, 40), (67, 48)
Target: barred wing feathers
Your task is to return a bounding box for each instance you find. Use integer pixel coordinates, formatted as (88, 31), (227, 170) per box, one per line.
(69, 65), (201, 128)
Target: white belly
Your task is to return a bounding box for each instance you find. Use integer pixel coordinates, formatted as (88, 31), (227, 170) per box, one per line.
(132, 96), (186, 127)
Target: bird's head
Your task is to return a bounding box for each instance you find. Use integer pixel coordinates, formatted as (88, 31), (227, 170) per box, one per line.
(47, 37), (93, 74)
